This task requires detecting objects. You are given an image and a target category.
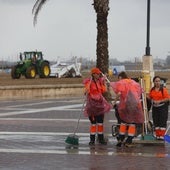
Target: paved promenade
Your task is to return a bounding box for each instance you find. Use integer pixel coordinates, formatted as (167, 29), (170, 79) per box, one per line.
(0, 97), (169, 170)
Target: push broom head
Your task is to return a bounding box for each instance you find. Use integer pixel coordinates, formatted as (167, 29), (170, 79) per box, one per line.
(65, 134), (79, 146)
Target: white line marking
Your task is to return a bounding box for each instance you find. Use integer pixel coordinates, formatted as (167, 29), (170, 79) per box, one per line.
(0, 118), (89, 122)
(2, 99), (84, 108)
(0, 118), (117, 123)
(0, 148), (169, 158)
(0, 104), (83, 117)
(0, 131), (88, 136)
(0, 131), (114, 137)
(7, 101), (58, 108)
(0, 149), (110, 155)
(0, 118), (169, 124)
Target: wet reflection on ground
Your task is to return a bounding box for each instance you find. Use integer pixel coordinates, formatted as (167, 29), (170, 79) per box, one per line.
(65, 135), (170, 158)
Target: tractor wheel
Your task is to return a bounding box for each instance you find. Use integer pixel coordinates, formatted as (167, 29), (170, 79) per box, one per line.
(11, 66), (21, 79)
(25, 66), (36, 79)
(40, 62), (50, 78)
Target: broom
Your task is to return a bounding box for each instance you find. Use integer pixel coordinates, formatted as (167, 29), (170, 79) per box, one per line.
(65, 77), (93, 145)
(65, 95), (87, 146)
(140, 78), (155, 140)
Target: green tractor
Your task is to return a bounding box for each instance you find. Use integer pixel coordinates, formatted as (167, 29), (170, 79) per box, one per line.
(11, 51), (51, 79)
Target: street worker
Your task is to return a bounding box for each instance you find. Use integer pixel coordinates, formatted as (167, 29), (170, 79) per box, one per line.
(148, 76), (170, 140)
(83, 67), (112, 145)
(110, 71), (144, 147)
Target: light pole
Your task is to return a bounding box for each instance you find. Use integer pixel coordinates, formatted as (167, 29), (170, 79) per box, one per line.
(145, 0), (151, 56)
(142, 0), (154, 93)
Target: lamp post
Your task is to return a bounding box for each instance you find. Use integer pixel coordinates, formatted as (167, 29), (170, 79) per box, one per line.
(142, 0), (154, 93)
(145, 0), (151, 55)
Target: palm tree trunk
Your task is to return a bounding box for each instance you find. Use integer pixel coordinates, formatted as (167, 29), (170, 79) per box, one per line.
(93, 0), (109, 74)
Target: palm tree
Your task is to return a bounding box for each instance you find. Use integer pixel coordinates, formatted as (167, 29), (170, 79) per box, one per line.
(33, 0), (110, 74)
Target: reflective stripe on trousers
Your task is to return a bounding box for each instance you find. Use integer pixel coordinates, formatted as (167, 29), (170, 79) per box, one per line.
(119, 123), (136, 137)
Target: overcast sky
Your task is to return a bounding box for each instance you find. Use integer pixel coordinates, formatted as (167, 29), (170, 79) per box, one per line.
(0, 0), (170, 62)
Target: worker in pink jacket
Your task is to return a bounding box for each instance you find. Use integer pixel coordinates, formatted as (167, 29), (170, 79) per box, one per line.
(111, 71), (144, 147)
(83, 67), (112, 145)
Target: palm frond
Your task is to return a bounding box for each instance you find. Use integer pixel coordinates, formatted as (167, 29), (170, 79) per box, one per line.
(32, 0), (48, 26)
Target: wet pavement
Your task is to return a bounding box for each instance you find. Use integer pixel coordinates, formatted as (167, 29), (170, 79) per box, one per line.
(0, 97), (169, 170)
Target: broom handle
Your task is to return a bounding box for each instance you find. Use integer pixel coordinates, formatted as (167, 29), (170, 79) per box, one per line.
(73, 97), (86, 134)
(141, 78), (148, 134)
(101, 73), (110, 83)
(73, 77), (92, 135)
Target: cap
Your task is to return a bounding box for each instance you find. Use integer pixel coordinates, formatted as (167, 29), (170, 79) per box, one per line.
(91, 67), (101, 74)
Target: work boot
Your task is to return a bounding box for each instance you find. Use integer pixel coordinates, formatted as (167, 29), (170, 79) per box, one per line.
(116, 134), (125, 147)
(99, 139), (107, 145)
(125, 136), (133, 144)
(124, 136), (134, 147)
(116, 141), (122, 147)
(89, 134), (95, 146)
(89, 141), (95, 146)
(98, 134), (107, 145)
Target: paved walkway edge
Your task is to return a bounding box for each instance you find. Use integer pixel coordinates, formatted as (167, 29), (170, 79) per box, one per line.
(0, 83), (169, 100)
(0, 84), (84, 99)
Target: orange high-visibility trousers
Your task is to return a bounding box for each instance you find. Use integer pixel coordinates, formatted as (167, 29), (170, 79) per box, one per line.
(119, 123), (127, 135)
(127, 124), (136, 137)
(119, 123), (136, 137)
(97, 123), (104, 134)
(159, 127), (166, 139)
(90, 124), (97, 135)
(155, 127), (160, 137)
